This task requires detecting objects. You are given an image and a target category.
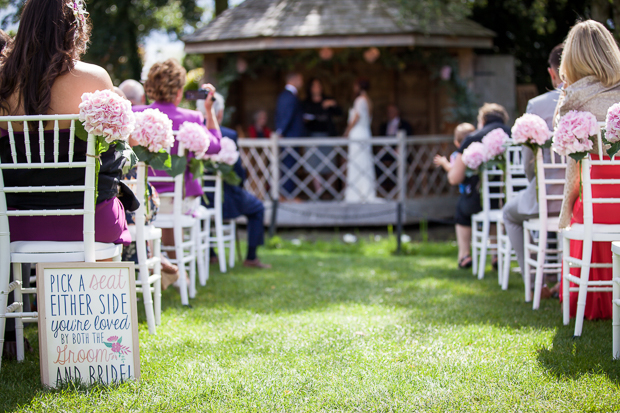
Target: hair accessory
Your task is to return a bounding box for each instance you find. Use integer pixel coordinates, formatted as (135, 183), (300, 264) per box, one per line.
(67, 0), (89, 28)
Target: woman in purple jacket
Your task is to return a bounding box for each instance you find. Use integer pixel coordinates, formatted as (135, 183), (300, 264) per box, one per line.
(133, 58), (221, 253)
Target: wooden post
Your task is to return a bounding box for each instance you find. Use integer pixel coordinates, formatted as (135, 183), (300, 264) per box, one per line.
(396, 130), (406, 254)
(269, 132), (280, 236)
(202, 55), (218, 85)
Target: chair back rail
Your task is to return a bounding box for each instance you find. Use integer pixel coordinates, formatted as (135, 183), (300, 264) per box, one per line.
(0, 114), (96, 262)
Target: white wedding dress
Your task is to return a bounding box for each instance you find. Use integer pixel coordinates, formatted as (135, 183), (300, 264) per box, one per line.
(345, 96), (377, 202)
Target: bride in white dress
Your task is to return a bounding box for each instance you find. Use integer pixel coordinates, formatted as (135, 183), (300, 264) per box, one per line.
(344, 79), (377, 202)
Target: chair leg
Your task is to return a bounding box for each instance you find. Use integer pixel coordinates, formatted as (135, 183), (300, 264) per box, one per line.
(562, 236), (571, 326)
(532, 230), (548, 310)
(215, 216), (226, 273)
(523, 226), (532, 303)
(195, 221), (206, 288)
(137, 235), (156, 335)
(13, 263), (24, 361)
(174, 226), (189, 306)
(229, 221), (236, 269)
(574, 239), (593, 337)
(612, 253), (620, 360)
(153, 238), (162, 326)
(204, 218), (212, 283)
(472, 222), (479, 276)
(502, 235), (512, 291)
(188, 226), (198, 299)
(497, 220), (504, 286)
(478, 219), (489, 280)
(0, 261), (9, 371)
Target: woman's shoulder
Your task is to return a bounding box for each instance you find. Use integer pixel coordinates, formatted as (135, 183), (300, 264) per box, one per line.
(50, 62), (114, 114)
(176, 106), (203, 123)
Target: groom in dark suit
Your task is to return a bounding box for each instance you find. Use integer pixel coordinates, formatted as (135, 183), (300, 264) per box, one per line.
(275, 72), (305, 198)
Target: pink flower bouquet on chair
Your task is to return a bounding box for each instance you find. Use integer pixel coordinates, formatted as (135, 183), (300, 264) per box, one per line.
(552, 110), (598, 161)
(200, 137), (242, 185)
(604, 103), (620, 157)
(462, 128), (508, 175)
(511, 113), (551, 151)
(131, 108), (178, 173)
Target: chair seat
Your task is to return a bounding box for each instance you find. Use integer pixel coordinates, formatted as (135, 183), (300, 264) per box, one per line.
(129, 225), (162, 241)
(562, 223), (620, 241)
(472, 209), (502, 222)
(523, 216), (560, 232)
(151, 213), (196, 228)
(10, 241), (122, 263)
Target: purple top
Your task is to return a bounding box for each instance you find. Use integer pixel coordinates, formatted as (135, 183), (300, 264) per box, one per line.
(133, 101), (222, 197)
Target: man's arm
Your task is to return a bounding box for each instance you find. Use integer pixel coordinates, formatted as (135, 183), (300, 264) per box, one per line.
(275, 93), (294, 136)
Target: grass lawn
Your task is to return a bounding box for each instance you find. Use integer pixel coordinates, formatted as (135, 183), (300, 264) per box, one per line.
(2, 236), (620, 412)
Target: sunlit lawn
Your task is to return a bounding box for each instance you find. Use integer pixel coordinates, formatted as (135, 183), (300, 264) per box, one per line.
(2, 235), (620, 412)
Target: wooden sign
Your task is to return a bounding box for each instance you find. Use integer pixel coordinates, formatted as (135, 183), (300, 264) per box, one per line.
(36, 262), (140, 387)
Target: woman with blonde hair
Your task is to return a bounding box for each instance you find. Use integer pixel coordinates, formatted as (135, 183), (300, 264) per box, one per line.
(556, 19), (620, 321)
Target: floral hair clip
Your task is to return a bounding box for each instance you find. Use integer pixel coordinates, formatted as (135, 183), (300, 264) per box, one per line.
(67, 0), (89, 28)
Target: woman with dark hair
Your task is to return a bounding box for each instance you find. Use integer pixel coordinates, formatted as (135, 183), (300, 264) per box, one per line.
(302, 78), (341, 193)
(0, 0), (137, 358)
(344, 78), (377, 202)
(0, 0), (136, 245)
(0, 30), (11, 53)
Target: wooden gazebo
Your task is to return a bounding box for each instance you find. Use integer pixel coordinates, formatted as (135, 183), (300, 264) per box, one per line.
(183, 0), (497, 136)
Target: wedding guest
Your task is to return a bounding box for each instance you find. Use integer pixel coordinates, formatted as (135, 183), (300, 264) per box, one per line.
(448, 104), (511, 268)
(303, 77), (342, 193)
(555, 20), (620, 320)
(199, 94), (271, 268)
(133, 58), (221, 254)
(247, 109), (271, 138)
(119, 79), (146, 106)
(0, 0), (137, 357)
(502, 44), (564, 294)
(434, 122), (476, 194)
(379, 104), (413, 136)
(275, 72), (305, 198)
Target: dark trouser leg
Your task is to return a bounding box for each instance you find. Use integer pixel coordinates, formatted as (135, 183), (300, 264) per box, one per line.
(281, 151), (297, 197)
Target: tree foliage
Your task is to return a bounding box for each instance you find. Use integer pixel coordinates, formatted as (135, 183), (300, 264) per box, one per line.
(0, 0), (203, 84)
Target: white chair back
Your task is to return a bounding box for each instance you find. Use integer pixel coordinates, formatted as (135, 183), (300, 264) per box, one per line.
(480, 166), (504, 213)
(505, 144), (528, 201)
(535, 148), (566, 223)
(582, 122), (620, 229)
(0, 115), (97, 262)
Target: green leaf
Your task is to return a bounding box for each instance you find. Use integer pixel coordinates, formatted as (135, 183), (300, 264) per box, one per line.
(189, 158), (205, 177)
(118, 337), (122, 344)
(103, 342), (113, 348)
(74, 121), (89, 142)
(607, 142), (620, 158)
(150, 151), (172, 171)
(569, 151), (588, 162)
(222, 170), (242, 186)
(167, 155), (187, 177)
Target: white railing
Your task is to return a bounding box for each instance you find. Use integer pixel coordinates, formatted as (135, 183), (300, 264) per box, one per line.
(239, 131), (458, 204)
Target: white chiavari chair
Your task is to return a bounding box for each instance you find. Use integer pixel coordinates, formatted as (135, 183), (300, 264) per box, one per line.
(561, 122), (620, 337)
(148, 142), (201, 305)
(523, 149), (565, 307)
(472, 166), (505, 280)
(0, 115), (122, 369)
(497, 144), (528, 288)
(123, 161), (162, 334)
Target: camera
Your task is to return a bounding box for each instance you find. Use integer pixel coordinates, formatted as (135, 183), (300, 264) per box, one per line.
(185, 88), (216, 101)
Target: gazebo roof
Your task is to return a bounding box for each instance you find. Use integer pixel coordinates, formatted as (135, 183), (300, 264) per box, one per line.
(184, 0), (495, 54)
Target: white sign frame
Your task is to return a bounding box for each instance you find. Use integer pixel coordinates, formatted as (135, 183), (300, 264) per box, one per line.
(36, 262), (140, 387)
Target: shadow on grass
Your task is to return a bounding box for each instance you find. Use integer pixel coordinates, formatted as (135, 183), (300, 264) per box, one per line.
(535, 319), (620, 384)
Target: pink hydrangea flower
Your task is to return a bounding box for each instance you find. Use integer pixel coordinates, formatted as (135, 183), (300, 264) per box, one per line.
(511, 113), (551, 145)
(482, 128), (508, 158)
(176, 121), (211, 158)
(79, 90), (135, 143)
(605, 103), (620, 143)
(203, 137), (239, 165)
(462, 141), (487, 170)
(552, 110), (598, 156)
(132, 109), (175, 152)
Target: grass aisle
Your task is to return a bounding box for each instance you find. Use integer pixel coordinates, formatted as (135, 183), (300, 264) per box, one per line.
(2, 239), (620, 412)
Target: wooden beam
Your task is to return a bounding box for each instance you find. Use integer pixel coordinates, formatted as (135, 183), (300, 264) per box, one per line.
(202, 55), (218, 85)
(185, 34), (494, 55)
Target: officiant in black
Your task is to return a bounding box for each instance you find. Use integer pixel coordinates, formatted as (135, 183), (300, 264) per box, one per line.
(302, 78), (342, 195)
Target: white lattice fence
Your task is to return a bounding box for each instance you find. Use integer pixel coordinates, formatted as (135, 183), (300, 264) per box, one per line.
(238, 135), (455, 203)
